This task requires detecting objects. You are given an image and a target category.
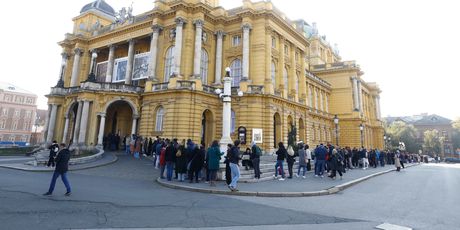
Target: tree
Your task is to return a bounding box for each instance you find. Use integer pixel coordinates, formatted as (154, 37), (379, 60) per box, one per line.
(452, 118), (460, 150)
(385, 121), (421, 153)
(423, 129), (443, 156)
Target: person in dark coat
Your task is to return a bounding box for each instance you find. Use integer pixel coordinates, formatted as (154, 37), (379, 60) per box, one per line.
(224, 144), (232, 185)
(189, 144), (205, 183)
(175, 140), (187, 182)
(328, 148), (343, 179)
(207, 140), (223, 186)
(43, 143), (72, 196)
(251, 141), (262, 180)
(47, 140), (59, 167)
(165, 141), (176, 181)
(275, 142), (287, 180)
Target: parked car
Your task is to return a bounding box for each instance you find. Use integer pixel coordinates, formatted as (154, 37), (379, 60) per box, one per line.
(445, 157), (460, 163)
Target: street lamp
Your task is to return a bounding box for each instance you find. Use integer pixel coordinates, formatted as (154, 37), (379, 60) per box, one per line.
(383, 135), (387, 150)
(215, 67), (243, 154)
(333, 115), (339, 146)
(359, 123), (364, 148)
(87, 51), (98, 82)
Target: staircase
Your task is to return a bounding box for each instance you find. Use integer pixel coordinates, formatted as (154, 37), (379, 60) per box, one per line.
(239, 155), (302, 183)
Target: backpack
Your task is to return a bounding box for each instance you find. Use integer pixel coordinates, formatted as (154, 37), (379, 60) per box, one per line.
(255, 146), (262, 156)
(176, 148), (182, 157)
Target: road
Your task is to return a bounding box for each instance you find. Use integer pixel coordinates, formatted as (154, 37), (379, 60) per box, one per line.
(0, 153), (458, 230)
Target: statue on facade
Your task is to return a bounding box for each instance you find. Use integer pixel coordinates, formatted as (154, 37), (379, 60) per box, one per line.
(115, 3), (134, 25)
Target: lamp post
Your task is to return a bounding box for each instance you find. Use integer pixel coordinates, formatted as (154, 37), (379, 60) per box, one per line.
(87, 51), (98, 82)
(359, 123), (364, 148)
(388, 137), (391, 150)
(383, 135), (387, 150)
(215, 67), (243, 154)
(334, 115), (339, 146)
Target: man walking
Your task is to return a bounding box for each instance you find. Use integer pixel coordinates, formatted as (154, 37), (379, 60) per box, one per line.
(43, 143), (72, 196)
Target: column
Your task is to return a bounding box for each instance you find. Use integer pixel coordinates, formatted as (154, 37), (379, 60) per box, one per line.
(375, 96), (381, 120)
(320, 91), (324, 111)
(219, 76), (233, 154)
(46, 104), (58, 143)
(290, 46), (296, 97)
(325, 94), (329, 113)
(105, 45), (116, 82)
(78, 100), (90, 145)
(214, 30), (224, 84)
(193, 19), (204, 78)
(279, 37), (285, 96)
(62, 116), (70, 144)
(42, 105), (51, 143)
(148, 25), (162, 81)
(352, 77), (359, 111)
(56, 53), (68, 87)
(89, 49), (98, 75)
(125, 39), (136, 85)
(242, 23), (251, 81)
(70, 48), (83, 87)
(131, 116), (138, 135)
(357, 80), (363, 112)
(174, 17), (186, 76)
(97, 113), (106, 146)
(314, 89), (319, 111)
(72, 101), (83, 145)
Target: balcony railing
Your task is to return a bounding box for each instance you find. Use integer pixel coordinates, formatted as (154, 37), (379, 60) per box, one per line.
(176, 80), (195, 90)
(152, 82), (168, 92)
(248, 85), (264, 94)
(203, 85), (220, 94)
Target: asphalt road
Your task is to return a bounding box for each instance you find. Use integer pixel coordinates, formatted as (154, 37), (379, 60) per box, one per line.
(0, 153), (458, 230)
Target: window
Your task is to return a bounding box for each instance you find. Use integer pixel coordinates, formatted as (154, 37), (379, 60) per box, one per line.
(12, 121), (18, 130)
(155, 106), (165, 132)
(1, 108), (7, 116)
(271, 36), (276, 48)
(284, 45), (289, 55)
(283, 67), (288, 88)
(5, 95), (11, 102)
(200, 49), (209, 84)
(271, 61), (276, 86)
(26, 98), (33, 104)
(23, 121), (30, 131)
(25, 111), (31, 118)
(9, 136), (15, 142)
(113, 57), (128, 82)
(308, 86), (313, 107)
(230, 59), (242, 87)
(231, 110), (236, 133)
(164, 46), (175, 82)
(14, 110), (20, 117)
(320, 92), (324, 111)
(295, 73), (299, 92)
(232, 35), (241, 46)
(0, 120), (5, 129)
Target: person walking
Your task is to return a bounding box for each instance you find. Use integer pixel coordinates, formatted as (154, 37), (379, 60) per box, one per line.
(207, 140), (223, 186)
(328, 148), (343, 180)
(296, 142), (307, 178)
(224, 144), (232, 185)
(47, 140), (59, 168)
(395, 152), (402, 172)
(286, 145), (295, 179)
(189, 144), (205, 183)
(228, 140), (241, 191)
(43, 143), (72, 196)
(305, 144), (312, 172)
(274, 142), (287, 180)
(251, 141), (262, 180)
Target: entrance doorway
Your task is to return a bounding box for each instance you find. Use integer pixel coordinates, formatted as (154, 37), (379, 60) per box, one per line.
(201, 110), (214, 148)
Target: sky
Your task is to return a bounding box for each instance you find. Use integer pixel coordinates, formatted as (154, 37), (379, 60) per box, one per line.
(1, 0), (459, 120)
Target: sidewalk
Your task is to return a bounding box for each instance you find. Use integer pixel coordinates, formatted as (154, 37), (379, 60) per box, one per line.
(157, 163), (419, 197)
(0, 152), (118, 172)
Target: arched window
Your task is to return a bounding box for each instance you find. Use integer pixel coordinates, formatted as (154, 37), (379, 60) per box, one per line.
(164, 46), (175, 82)
(200, 49), (209, 84)
(271, 61), (276, 86)
(155, 106), (165, 132)
(283, 67), (288, 89)
(230, 59), (242, 87)
(231, 110), (236, 133)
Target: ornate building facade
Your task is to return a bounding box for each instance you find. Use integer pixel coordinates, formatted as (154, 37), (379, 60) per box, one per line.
(45, 0), (383, 152)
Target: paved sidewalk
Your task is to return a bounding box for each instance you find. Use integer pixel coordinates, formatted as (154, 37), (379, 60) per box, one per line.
(0, 152), (118, 172)
(157, 163), (419, 197)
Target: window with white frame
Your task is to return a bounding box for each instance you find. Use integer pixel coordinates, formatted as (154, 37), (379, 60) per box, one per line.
(14, 110), (20, 117)
(271, 36), (276, 48)
(25, 111), (31, 118)
(26, 98), (33, 104)
(155, 106), (165, 132)
(200, 49), (209, 84)
(23, 121), (30, 131)
(283, 67), (288, 89)
(0, 120), (5, 129)
(231, 110), (236, 133)
(230, 59), (242, 87)
(12, 121), (18, 130)
(113, 57), (128, 82)
(1, 108), (7, 116)
(21, 135), (27, 142)
(232, 35), (241, 46)
(9, 135), (15, 142)
(164, 46), (175, 82)
(271, 61), (276, 86)
(295, 73), (299, 92)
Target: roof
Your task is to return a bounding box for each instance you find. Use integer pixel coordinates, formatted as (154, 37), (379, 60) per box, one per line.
(80, 0), (115, 17)
(0, 81), (36, 96)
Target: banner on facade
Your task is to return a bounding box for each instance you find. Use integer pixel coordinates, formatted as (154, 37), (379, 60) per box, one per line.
(252, 128), (263, 143)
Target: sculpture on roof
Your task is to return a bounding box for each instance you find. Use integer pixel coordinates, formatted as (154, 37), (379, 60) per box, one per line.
(115, 3), (134, 24)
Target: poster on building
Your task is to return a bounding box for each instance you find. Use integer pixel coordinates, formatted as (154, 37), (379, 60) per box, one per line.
(252, 128), (263, 143)
(132, 53), (150, 80)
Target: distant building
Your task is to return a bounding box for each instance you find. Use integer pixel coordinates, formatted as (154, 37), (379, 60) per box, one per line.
(30, 109), (47, 145)
(385, 113), (454, 158)
(0, 82), (38, 147)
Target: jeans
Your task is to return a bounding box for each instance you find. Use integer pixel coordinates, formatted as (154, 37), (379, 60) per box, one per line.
(125, 145), (130, 155)
(315, 160), (325, 176)
(287, 161), (294, 178)
(229, 163), (240, 189)
(166, 162), (174, 181)
(47, 171), (71, 193)
(160, 165), (166, 178)
(252, 158), (260, 179)
(275, 160), (285, 178)
(297, 165), (307, 176)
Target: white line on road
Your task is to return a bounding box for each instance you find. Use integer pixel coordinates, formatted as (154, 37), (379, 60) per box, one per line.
(375, 223), (412, 230)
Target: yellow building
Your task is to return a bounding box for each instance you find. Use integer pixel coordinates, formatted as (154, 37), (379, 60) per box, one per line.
(45, 0), (383, 152)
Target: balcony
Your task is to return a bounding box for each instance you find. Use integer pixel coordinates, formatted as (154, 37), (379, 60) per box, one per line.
(247, 85), (264, 94)
(49, 82), (143, 96)
(152, 82), (168, 92)
(176, 80), (195, 90)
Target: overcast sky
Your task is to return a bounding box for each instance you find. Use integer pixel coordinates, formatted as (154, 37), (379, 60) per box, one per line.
(1, 0), (459, 120)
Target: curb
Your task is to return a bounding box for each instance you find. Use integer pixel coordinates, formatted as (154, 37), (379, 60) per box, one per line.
(156, 163), (420, 197)
(0, 153), (118, 172)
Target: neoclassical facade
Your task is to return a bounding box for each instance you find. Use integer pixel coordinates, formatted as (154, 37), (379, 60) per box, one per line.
(45, 0), (383, 152)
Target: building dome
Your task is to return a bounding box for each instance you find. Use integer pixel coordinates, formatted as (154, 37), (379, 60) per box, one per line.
(80, 0), (115, 17)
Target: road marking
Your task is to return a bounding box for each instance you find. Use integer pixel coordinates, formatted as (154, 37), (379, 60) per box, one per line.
(376, 223), (412, 230)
